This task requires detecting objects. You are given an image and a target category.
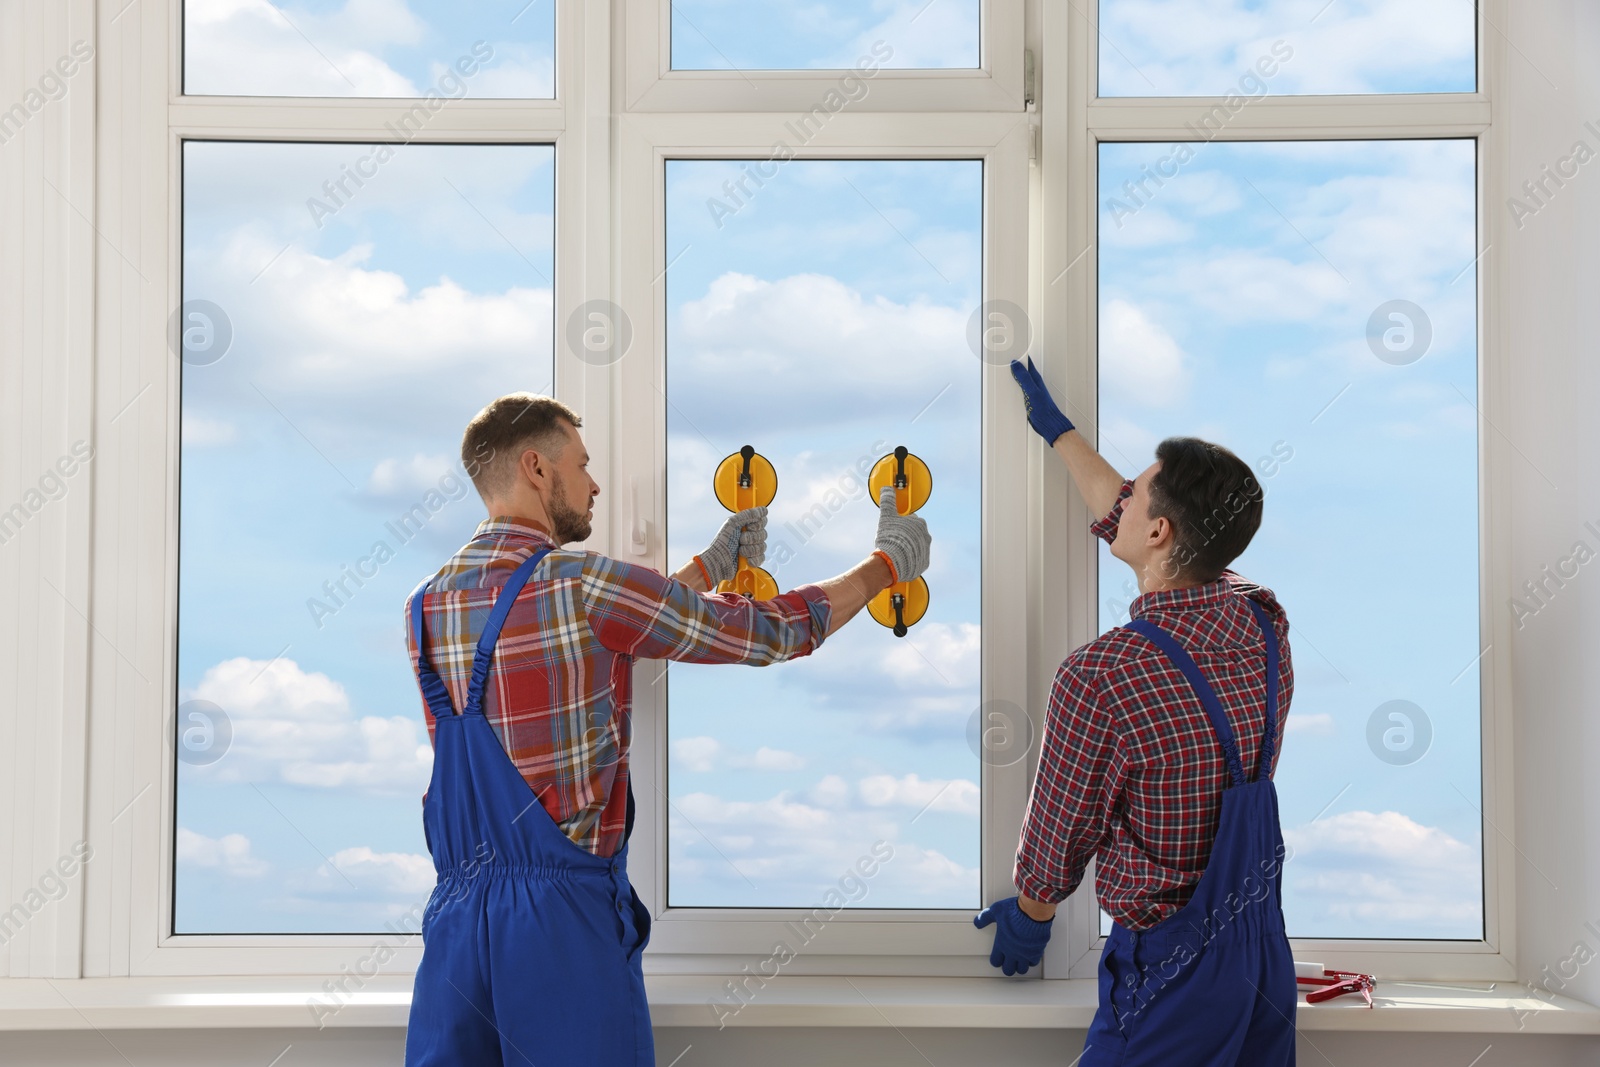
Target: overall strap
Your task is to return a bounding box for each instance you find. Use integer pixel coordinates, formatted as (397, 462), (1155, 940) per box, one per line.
(409, 546), (555, 719)
(1243, 599), (1281, 781)
(408, 577), (456, 721)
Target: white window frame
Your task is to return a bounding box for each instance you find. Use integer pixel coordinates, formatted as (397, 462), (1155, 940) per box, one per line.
(28, 0), (1510, 986)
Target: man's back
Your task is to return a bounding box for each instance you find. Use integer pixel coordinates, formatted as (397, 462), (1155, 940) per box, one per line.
(1015, 570), (1294, 929)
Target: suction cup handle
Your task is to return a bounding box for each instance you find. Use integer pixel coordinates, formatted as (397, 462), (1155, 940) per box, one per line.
(738, 444), (755, 489)
(892, 592), (907, 638)
(893, 445), (909, 488)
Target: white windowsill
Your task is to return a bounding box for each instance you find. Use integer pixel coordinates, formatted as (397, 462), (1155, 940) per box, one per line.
(1, 975), (1597, 1034)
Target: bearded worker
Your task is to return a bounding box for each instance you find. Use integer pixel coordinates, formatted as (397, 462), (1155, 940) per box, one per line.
(402, 393), (931, 1066)
(976, 359), (1297, 1066)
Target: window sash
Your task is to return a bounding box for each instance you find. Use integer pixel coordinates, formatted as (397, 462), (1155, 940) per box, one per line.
(617, 119), (1034, 971)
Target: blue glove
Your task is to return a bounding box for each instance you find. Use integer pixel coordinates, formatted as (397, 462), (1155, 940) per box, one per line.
(974, 896), (1054, 976)
(1009, 357), (1075, 446)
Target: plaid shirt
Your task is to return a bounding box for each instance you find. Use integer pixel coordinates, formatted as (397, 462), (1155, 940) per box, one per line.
(1013, 479), (1294, 930)
(405, 516), (832, 858)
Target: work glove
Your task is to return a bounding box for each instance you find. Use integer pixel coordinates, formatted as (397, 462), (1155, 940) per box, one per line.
(872, 485), (931, 584)
(974, 896), (1054, 976)
(694, 506), (767, 587)
(1009, 357), (1075, 446)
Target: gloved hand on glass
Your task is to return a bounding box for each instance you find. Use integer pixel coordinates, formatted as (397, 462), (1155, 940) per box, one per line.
(872, 485), (931, 584)
(694, 506), (768, 587)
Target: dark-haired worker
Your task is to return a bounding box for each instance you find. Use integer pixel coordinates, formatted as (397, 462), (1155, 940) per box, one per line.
(975, 359), (1297, 1066)
(403, 393), (931, 1066)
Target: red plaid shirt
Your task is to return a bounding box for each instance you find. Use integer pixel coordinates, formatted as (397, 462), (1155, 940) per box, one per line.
(405, 517), (832, 858)
(1013, 479), (1294, 930)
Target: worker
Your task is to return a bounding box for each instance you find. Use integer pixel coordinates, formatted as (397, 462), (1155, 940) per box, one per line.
(976, 358), (1297, 1065)
(402, 392), (931, 1066)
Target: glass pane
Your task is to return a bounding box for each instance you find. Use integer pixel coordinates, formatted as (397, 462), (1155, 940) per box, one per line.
(670, 0), (979, 70)
(1098, 0), (1475, 96)
(665, 159), (982, 908)
(176, 141), (554, 932)
(184, 0), (554, 98)
(1097, 139), (1481, 938)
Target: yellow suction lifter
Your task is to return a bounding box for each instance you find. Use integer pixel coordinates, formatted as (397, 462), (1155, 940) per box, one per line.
(712, 444), (780, 600)
(866, 445), (931, 638)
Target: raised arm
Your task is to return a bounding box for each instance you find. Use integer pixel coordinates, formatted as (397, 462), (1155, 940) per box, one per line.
(1009, 357), (1124, 520)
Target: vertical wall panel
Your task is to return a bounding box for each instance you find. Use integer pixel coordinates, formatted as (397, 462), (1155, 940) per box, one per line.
(0, 0), (99, 979)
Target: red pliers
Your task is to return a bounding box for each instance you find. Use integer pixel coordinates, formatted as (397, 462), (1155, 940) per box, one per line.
(1297, 968), (1376, 1007)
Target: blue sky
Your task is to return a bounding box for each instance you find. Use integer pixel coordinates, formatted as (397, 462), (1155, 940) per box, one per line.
(670, 0), (979, 70)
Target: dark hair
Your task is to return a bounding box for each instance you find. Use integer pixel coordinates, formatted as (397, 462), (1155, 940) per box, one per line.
(461, 392), (583, 500)
(1147, 437), (1263, 583)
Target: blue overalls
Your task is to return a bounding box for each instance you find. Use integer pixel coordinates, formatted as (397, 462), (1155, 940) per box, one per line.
(1082, 599), (1297, 1067)
(404, 547), (656, 1066)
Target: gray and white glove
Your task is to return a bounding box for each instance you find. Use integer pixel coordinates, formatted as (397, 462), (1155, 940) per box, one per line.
(872, 486), (931, 584)
(694, 506), (768, 587)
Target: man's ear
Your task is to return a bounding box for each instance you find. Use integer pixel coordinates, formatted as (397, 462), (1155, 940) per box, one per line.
(515, 447), (542, 491)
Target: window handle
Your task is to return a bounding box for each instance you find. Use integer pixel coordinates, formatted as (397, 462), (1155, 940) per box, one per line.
(630, 475), (649, 555)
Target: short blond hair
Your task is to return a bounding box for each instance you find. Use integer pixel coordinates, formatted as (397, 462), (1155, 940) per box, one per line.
(461, 393), (583, 500)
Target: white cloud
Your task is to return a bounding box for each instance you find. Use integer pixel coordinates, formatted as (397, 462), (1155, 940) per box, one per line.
(1097, 416), (1162, 471)
(456, 46), (554, 98)
(671, 736), (808, 773)
(181, 413), (238, 446)
(185, 0), (423, 97)
(177, 827), (269, 878)
(186, 655), (433, 794)
(189, 229), (552, 451)
(809, 773), (851, 808)
(1102, 204), (1196, 248)
(831, 0), (980, 69)
(1100, 298), (1192, 408)
(881, 622), (980, 691)
(237, 237), (551, 392)
(859, 772), (980, 815)
(670, 781), (979, 906)
(1285, 712), (1334, 735)
(368, 452), (455, 495)
(751, 746), (808, 771)
(1098, 0), (1474, 97)
(674, 736), (722, 773)
(671, 271), (977, 440)
(1282, 809), (1481, 934)
(362, 451), (478, 512)
(321, 845), (436, 898)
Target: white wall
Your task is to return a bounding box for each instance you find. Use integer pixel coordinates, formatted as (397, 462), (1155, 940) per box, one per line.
(1505, 0), (1600, 1016)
